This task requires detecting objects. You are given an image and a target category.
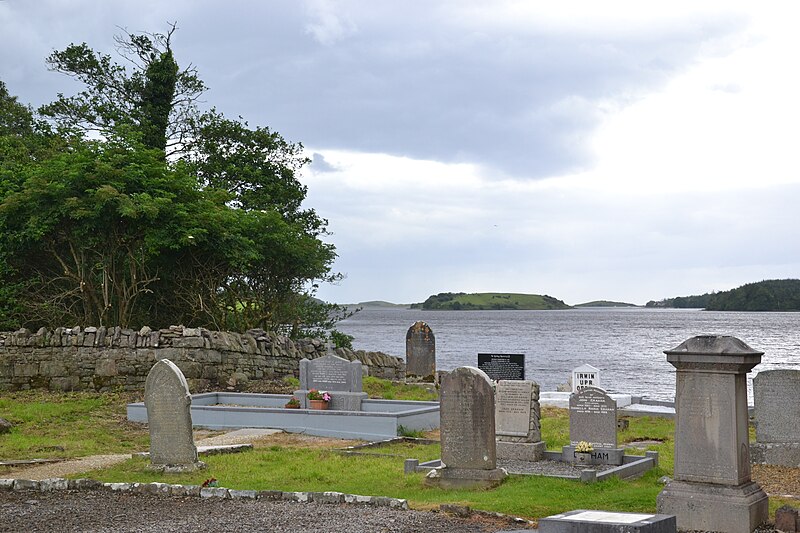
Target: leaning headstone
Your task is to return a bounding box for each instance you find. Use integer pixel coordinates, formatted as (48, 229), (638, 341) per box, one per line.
(406, 321), (435, 382)
(144, 359), (205, 472)
(751, 370), (800, 466)
(495, 380), (545, 461)
(295, 354), (367, 410)
(657, 335), (768, 533)
(571, 364), (600, 392)
(425, 366), (507, 489)
(563, 387), (623, 465)
(539, 510), (676, 533)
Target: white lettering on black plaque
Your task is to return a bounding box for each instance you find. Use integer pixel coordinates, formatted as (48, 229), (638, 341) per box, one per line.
(477, 353), (525, 381)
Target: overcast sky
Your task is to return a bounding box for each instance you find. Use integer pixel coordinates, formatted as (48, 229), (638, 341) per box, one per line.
(2, 1), (799, 306)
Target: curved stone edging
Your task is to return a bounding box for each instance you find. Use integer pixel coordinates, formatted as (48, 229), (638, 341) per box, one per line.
(0, 477), (409, 509)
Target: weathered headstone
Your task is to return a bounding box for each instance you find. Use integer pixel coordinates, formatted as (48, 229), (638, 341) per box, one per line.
(657, 335), (768, 533)
(478, 353), (525, 381)
(425, 366), (507, 489)
(495, 380), (545, 461)
(406, 321), (435, 382)
(563, 386), (623, 465)
(751, 370), (800, 466)
(144, 359), (205, 472)
(571, 364), (600, 392)
(295, 354), (367, 410)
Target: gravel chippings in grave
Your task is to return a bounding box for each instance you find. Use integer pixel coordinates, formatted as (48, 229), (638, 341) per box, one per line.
(0, 491), (522, 533)
(497, 459), (618, 477)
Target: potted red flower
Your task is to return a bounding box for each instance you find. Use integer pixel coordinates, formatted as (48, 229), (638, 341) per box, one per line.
(307, 389), (331, 410)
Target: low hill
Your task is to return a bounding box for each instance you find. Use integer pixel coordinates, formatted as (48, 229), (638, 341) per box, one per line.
(410, 292), (571, 310)
(574, 300), (638, 308)
(646, 279), (800, 311)
(353, 301), (410, 309)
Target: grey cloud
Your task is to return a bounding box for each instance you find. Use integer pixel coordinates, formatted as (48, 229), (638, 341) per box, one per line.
(310, 152), (338, 172)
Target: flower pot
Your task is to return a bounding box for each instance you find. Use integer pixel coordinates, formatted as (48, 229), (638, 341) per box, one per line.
(284, 403), (300, 409)
(575, 452), (591, 465)
(309, 400), (329, 410)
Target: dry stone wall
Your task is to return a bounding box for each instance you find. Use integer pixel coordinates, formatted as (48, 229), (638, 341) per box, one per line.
(0, 325), (405, 392)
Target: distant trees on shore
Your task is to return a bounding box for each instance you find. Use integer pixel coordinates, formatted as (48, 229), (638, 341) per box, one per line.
(646, 279), (800, 311)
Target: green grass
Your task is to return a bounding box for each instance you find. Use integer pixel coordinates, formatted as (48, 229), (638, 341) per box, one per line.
(362, 377), (438, 401)
(0, 390), (149, 460)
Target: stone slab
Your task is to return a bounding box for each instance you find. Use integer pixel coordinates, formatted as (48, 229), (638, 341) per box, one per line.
(496, 441), (545, 462)
(561, 446), (624, 466)
(406, 321), (435, 381)
(750, 442), (800, 467)
(423, 466), (507, 490)
(539, 510), (676, 533)
(657, 480), (768, 533)
(754, 370), (800, 443)
(495, 380), (533, 437)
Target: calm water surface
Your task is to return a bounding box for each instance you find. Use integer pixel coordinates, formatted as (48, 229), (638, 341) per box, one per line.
(336, 308), (800, 401)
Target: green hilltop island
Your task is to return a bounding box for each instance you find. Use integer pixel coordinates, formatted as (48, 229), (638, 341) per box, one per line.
(410, 292), (572, 310)
(646, 278), (800, 311)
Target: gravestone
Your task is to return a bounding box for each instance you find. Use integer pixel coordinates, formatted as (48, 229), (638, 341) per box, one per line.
(495, 380), (545, 461)
(144, 359), (205, 472)
(564, 387), (623, 465)
(539, 510), (676, 533)
(751, 370), (800, 466)
(425, 366), (507, 489)
(657, 335), (768, 533)
(478, 353), (525, 381)
(571, 364), (600, 392)
(406, 321), (435, 382)
(295, 353), (368, 410)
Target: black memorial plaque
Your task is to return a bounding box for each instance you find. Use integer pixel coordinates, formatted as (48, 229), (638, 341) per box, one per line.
(477, 353), (525, 381)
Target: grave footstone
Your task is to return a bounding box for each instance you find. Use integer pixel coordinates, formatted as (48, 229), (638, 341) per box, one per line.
(424, 366), (507, 489)
(144, 359), (205, 472)
(657, 335), (768, 533)
(751, 370), (800, 466)
(563, 387), (623, 465)
(539, 510), (676, 533)
(495, 380), (545, 461)
(295, 354), (368, 410)
(406, 321), (435, 382)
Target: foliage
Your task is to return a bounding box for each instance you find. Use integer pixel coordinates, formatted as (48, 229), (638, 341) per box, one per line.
(306, 389), (330, 402)
(329, 329), (354, 349)
(284, 397), (300, 408)
(362, 377), (438, 401)
(646, 279), (800, 311)
(412, 292), (571, 310)
(0, 26), (343, 334)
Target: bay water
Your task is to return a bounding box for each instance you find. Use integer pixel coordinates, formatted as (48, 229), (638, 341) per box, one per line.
(336, 308), (800, 401)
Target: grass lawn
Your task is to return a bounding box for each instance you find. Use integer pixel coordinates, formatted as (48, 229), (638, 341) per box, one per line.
(0, 381), (795, 521)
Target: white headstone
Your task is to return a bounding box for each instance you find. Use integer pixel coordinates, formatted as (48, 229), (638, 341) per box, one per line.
(572, 364), (600, 393)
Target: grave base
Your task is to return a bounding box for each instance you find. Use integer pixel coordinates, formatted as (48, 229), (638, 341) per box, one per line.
(562, 446), (624, 466)
(496, 440), (546, 462)
(750, 442), (800, 467)
(539, 509), (676, 533)
(293, 390), (367, 411)
(147, 460), (207, 474)
(423, 467), (507, 490)
(657, 480), (768, 533)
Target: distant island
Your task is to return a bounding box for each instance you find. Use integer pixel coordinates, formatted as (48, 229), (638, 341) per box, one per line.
(410, 292), (571, 310)
(646, 279), (800, 311)
(574, 300), (638, 308)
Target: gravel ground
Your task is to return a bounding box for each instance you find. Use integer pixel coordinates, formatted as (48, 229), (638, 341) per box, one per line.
(0, 491), (523, 533)
(498, 459), (617, 477)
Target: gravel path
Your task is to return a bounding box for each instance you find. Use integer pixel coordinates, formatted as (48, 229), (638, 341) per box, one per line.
(0, 491), (522, 533)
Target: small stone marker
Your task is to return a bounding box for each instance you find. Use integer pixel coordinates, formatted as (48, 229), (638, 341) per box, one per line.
(296, 354), (367, 410)
(564, 386), (623, 465)
(495, 380), (545, 461)
(571, 363), (600, 392)
(406, 321), (435, 382)
(144, 359), (205, 472)
(657, 335), (768, 533)
(425, 366), (507, 489)
(751, 370), (800, 466)
(477, 353), (525, 381)
(538, 510), (676, 533)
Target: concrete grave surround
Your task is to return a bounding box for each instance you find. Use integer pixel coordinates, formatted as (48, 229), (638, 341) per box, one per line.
(751, 370), (800, 466)
(495, 380), (545, 461)
(571, 364), (600, 393)
(539, 510), (676, 533)
(425, 366), (507, 489)
(405, 321), (435, 382)
(144, 359), (205, 472)
(563, 386), (623, 465)
(657, 335), (769, 533)
(295, 354), (367, 410)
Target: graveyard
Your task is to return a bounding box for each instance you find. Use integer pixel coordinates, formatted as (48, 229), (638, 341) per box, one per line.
(3, 329), (800, 532)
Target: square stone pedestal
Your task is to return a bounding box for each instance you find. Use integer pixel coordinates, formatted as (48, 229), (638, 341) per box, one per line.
(657, 480), (768, 533)
(496, 440), (545, 461)
(294, 390), (367, 411)
(423, 466), (507, 490)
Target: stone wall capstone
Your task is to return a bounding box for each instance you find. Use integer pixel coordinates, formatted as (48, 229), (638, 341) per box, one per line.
(0, 325), (405, 392)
